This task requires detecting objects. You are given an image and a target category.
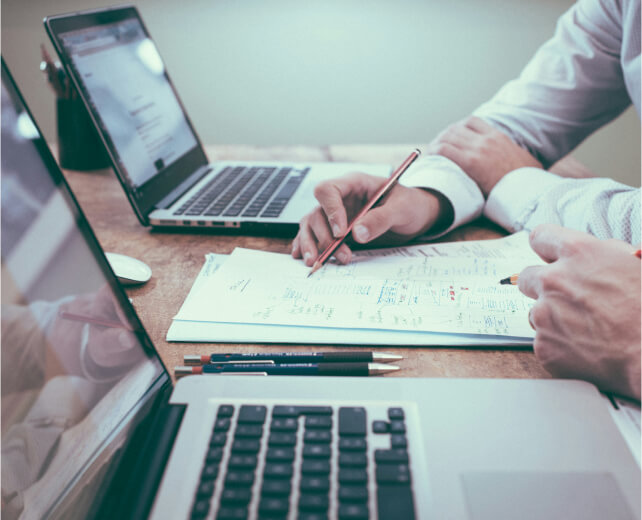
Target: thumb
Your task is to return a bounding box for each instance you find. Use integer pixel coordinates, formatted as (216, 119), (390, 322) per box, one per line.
(351, 203), (400, 243)
(528, 224), (596, 263)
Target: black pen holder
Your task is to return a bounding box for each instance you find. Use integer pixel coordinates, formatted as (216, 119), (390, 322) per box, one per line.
(57, 95), (111, 171)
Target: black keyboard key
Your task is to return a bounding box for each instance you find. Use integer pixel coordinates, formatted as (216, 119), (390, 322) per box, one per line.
(299, 513), (328, 520)
(390, 434), (407, 449)
(225, 471), (255, 487)
(388, 407), (404, 420)
(305, 416), (332, 429)
(338, 503), (369, 519)
(372, 420), (389, 434)
(375, 449), (409, 464)
(232, 439), (260, 453)
(261, 480), (291, 497)
(302, 444), (332, 459)
(298, 406), (333, 416)
(210, 432), (227, 446)
(266, 447), (295, 462)
(339, 468), (368, 485)
(191, 499), (209, 518)
(217, 405), (235, 417)
(299, 493), (329, 511)
(338, 486), (368, 503)
(237, 405), (267, 423)
(300, 476), (330, 493)
(196, 480), (215, 498)
(271, 418), (298, 432)
(228, 454), (258, 469)
(235, 424), (263, 438)
(301, 460), (331, 475)
(338, 453), (367, 468)
(375, 464), (411, 484)
(258, 497), (290, 516)
(304, 430), (332, 444)
(220, 488), (252, 505)
(264, 463), (294, 479)
(272, 405), (300, 417)
(214, 418), (231, 432)
(339, 408), (367, 436)
(268, 432), (297, 446)
(389, 421), (406, 434)
(338, 438), (367, 452)
(201, 463), (219, 480)
(206, 447), (224, 463)
(377, 484), (415, 520)
(216, 506), (248, 519)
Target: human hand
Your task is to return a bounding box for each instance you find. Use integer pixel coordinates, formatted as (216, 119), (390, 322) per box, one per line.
(518, 224), (641, 400)
(427, 116), (542, 197)
(292, 172), (453, 266)
(51, 285), (141, 375)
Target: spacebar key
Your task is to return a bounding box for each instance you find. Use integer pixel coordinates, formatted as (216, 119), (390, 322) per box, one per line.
(377, 484), (415, 520)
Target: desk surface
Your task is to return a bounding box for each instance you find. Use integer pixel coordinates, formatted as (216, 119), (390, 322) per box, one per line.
(61, 144), (550, 381)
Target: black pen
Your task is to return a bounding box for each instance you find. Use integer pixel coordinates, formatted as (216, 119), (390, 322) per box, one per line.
(184, 352), (403, 365)
(175, 362), (399, 377)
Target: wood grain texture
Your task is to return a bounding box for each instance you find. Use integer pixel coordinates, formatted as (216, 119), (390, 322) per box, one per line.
(60, 144), (551, 382)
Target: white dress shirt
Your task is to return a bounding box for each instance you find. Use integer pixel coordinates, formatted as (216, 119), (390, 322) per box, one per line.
(401, 0), (641, 244)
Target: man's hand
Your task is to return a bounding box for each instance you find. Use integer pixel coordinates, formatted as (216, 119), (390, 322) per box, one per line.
(292, 172), (453, 266)
(518, 224), (641, 401)
(427, 116), (542, 196)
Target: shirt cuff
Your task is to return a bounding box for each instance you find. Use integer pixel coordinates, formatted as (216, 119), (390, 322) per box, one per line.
(484, 167), (567, 232)
(399, 155), (484, 239)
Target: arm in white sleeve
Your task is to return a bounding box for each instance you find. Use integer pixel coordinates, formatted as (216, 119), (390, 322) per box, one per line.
(485, 168), (641, 244)
(399, 155), (484, 239)
(474, 0), (636, 168)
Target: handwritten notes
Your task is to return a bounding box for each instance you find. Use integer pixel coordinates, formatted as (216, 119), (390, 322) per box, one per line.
(172, 233), (542, 342)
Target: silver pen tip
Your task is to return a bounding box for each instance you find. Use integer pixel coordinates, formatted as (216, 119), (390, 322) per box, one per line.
(369, 363), (401, 375)
(371, 352), (404, 362)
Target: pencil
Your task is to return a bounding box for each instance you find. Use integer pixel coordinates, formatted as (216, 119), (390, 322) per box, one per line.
(308, 149), (421, 277)
(498, 248), (642, 285)
(58, 310), (132, 330)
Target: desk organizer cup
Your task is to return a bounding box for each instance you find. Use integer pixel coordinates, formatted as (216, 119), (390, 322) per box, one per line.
(56, 94), (110, 171)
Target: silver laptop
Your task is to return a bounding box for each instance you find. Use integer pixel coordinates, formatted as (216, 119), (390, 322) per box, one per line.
(44, 5), (390, 233)
(2, 59), (639, 520)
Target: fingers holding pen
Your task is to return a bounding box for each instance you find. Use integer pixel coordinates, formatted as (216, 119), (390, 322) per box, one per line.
(293, 207), (352, 266)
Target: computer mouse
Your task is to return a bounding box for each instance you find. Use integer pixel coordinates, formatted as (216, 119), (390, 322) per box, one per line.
(105, 252), (152, 286)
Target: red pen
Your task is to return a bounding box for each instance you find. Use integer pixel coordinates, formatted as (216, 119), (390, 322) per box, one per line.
(308, 149), (421, 277)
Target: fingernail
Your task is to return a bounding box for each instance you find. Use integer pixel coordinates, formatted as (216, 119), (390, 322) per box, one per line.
(303, 252), (313, 264)
(336, 250), (349, 263)
(353, 225), (369, 242)
(331, 223), (341, 237)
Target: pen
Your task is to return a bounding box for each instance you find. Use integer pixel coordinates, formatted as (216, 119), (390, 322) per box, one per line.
(175, 362), (400, 376)
(499, 248), (642, 285)
(308, 149), (422, 277)
(58, 310), (132, 330)
(184, 352), (403, 365)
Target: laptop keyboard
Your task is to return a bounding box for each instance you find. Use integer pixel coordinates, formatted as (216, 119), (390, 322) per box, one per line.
(173, 166), (310, 219)
(190, 404), (416, 519)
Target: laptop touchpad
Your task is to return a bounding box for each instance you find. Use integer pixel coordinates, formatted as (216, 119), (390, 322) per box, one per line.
(461, 472), (635, 520)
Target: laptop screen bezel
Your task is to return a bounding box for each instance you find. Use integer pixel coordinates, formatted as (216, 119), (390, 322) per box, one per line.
(44, 5), (210, 226)
(2, 56), (176, 515)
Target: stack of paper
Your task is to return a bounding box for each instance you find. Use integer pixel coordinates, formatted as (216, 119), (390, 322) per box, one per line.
(168, 232), (544, 346)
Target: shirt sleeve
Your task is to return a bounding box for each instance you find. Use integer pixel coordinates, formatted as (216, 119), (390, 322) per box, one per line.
(485, 167), (641, 244)
(473, 0), (632, 168)
(399, 155), (484, 238)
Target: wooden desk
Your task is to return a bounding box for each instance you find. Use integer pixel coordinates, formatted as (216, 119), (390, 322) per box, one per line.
(61, 144), (550, 381)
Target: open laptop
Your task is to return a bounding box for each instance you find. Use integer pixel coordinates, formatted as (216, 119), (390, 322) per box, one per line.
(2, 58), (640, 520)
(43, 5), (390, 233)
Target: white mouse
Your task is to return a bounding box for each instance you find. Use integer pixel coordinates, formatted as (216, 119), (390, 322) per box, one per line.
(105, 252), (152, 286)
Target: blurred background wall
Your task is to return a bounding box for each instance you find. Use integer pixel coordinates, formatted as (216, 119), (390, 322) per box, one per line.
(2, 0), (640, 186)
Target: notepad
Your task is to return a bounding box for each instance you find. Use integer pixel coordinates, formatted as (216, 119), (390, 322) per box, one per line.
(168, 232), (543, 346)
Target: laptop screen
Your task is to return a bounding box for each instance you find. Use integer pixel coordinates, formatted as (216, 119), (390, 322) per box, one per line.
(1, 60), (165, 519)
(57, 17), (199, 190)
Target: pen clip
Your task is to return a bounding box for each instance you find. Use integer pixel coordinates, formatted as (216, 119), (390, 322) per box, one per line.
(213, 360), (275, 365)
(216, 372), (268, 376)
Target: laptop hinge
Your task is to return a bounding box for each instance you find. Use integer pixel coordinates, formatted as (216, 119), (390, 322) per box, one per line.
(154, 165), (212, 210)
(92, 382), (186, 520)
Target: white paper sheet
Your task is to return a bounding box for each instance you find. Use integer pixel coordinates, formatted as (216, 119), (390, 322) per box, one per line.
(169, 233), (542, 344)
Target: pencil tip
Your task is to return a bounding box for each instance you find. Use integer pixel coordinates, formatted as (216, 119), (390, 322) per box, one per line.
(307, 262), (320, 278)
(499, 277), (511, 285)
